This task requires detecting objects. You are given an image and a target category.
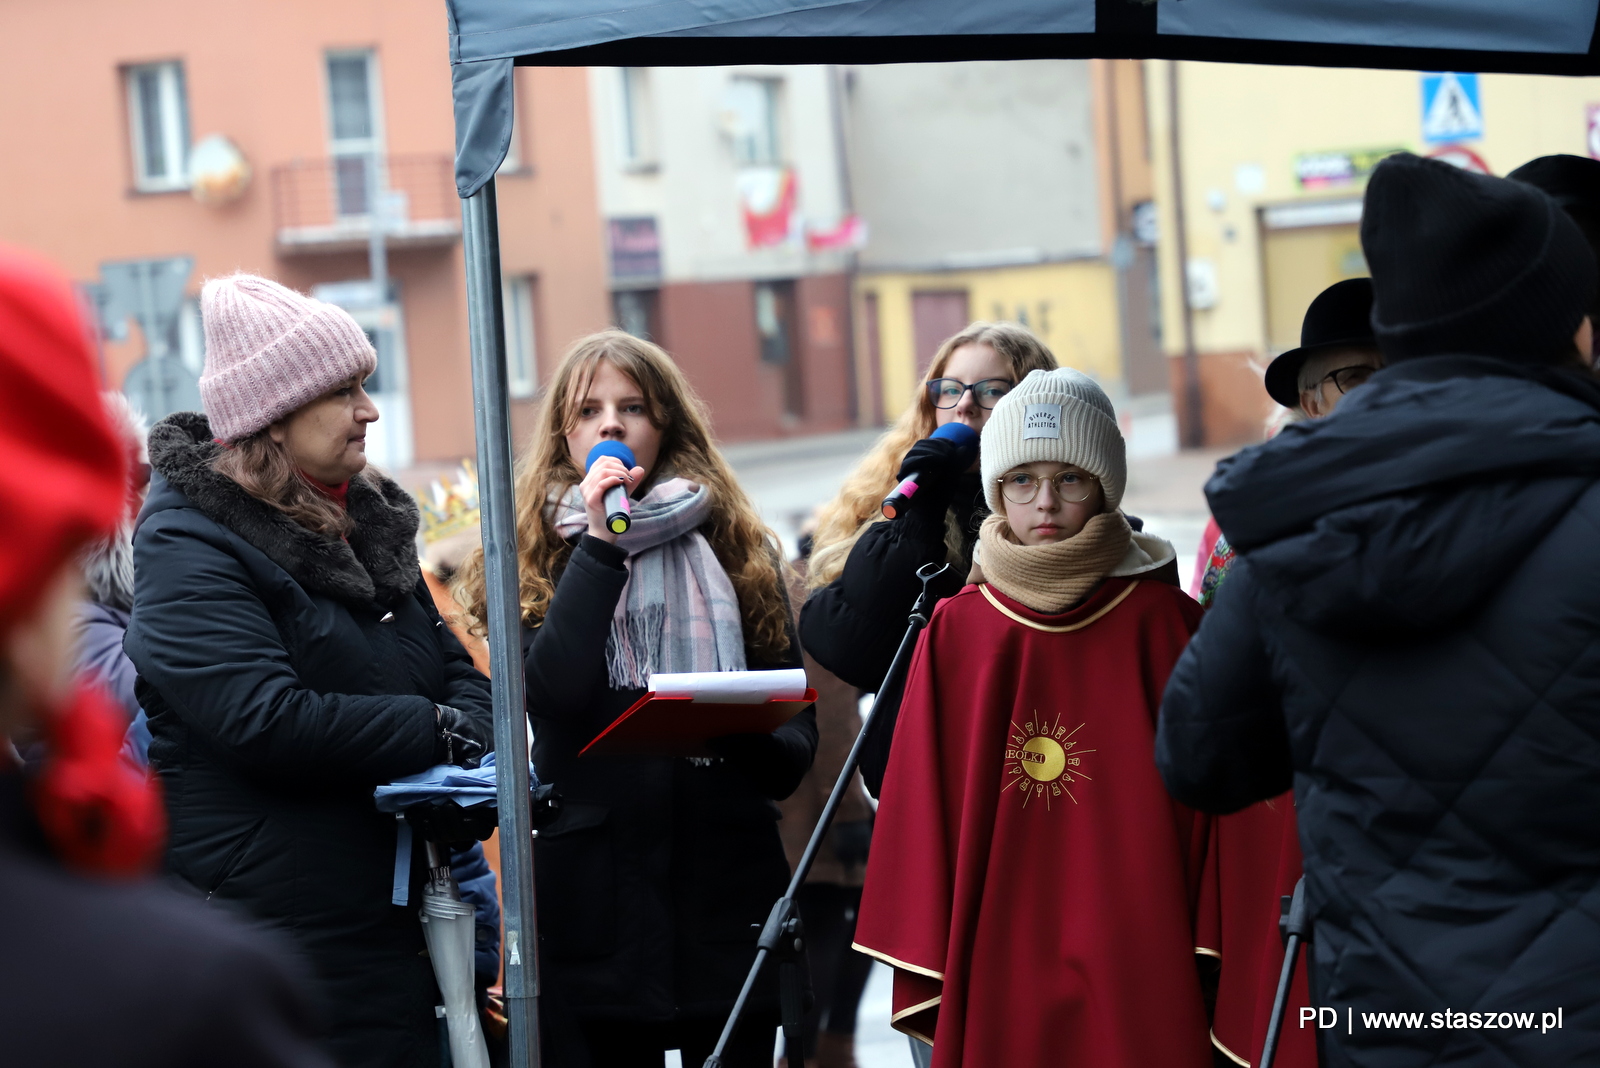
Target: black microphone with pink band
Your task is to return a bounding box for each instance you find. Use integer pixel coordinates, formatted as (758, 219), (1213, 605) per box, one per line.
(586, 440), (636, 535)
(880, 421), (980, 520)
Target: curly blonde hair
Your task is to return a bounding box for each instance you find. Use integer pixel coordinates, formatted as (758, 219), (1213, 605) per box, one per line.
(453, 330), (791, 663)
(807, 321), (1059, 588)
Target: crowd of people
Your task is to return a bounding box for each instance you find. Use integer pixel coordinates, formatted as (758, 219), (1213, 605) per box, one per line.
(1, 149), (1598, 1068)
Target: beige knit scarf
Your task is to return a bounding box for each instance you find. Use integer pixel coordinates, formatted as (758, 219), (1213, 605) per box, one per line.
(976, 511), (1133, 614)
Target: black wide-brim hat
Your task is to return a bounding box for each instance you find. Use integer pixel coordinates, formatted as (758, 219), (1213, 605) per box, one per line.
(1263, 277), (1377, 408)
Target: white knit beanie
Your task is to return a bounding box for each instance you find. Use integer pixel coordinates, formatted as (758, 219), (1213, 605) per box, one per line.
(980, 368), (1126, 513)
(198, 273), (377, 442)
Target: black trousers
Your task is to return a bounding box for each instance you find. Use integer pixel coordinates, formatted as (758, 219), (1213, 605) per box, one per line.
(579, 1014), (778, 1068)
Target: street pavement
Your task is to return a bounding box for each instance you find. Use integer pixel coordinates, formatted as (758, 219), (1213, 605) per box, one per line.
(715, 428), (1240, 1066)
(662, 963), (908, 1068)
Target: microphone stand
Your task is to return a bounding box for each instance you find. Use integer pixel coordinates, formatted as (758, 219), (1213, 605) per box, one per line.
(702, 561), (952, 1068)
(1259, 876), (1310, 1068)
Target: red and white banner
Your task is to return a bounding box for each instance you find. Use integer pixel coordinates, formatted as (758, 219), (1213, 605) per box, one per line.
(737, 167), (798, 249)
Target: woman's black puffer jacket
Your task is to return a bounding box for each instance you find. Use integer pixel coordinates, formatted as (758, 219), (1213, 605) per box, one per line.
(523, 533), (817, 1029)
(125, 413), (494, 1068)
(799, 471), (984, 794)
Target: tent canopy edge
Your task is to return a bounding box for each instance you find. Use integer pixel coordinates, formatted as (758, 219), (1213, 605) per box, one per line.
(499, 30), (1600, 76)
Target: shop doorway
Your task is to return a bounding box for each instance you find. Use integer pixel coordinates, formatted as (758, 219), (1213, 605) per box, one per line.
(1259, 199), (1367, 355)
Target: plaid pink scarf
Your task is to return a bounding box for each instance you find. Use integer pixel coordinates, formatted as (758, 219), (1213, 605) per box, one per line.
(555, 477), (746, 688)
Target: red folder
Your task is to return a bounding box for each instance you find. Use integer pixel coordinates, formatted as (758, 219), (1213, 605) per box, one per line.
(579, 688), (818, 758)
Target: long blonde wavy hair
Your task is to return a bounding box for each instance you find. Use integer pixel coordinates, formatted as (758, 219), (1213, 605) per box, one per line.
(807, 321), (1059, 588)
(453, 330), (791, 663)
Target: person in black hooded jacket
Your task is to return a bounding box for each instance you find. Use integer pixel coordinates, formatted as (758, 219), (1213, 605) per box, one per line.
(800, 322), (1058, 796)
(1157, 153), (1600, 1067)
(125, 274), (493, 1068)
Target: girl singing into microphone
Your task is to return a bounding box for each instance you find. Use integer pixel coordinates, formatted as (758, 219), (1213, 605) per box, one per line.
(800, 322), (1056, 794)
(454, 330), (816, 1068)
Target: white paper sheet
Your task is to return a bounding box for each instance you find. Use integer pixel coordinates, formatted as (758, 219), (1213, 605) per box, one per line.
(648, 668), (809, 704)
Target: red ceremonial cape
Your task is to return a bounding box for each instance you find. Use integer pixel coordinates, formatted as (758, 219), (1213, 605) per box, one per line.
(854, 579), (1213, 1068)
(1197, 797), (1316, 1067)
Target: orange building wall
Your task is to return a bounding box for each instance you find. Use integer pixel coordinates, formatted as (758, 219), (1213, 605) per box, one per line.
(0, 1), (607, 467)
(499, 66), (614, 448)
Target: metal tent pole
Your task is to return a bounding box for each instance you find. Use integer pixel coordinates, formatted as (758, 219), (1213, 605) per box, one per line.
(461, 179), (543, 1068)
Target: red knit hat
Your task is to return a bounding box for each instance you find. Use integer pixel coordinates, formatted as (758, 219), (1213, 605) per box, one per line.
(0, 245), (125, 636)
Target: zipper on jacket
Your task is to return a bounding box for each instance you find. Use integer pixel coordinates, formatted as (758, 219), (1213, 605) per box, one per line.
(206, 818), (267, 901)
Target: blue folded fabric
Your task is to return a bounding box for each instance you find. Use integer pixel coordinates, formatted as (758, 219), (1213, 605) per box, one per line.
(373, 752), (539, 812)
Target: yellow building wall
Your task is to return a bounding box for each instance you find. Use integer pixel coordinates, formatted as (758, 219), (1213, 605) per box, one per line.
(1148, 62), (1600, 361)
(857, 260), (1121, 423)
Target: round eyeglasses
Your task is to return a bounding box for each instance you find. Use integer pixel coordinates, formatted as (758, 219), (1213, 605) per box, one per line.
(1317, 364), (1376, 395)
(998, 469), (1099, 505)
(927, 377), (1015, 410)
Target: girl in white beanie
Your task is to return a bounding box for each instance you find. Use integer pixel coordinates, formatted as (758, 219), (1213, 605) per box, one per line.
(852, 368), (1215, 1068)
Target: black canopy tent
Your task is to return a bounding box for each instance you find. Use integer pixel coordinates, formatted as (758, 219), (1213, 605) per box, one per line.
(444, 2), (1600, 1063)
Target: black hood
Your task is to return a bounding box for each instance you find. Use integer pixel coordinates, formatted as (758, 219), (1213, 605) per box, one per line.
(141, 411), (421, 609)
(1207, 357), (1600, 638)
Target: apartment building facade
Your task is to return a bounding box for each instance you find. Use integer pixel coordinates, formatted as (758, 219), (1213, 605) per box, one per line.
(846, 60), (1166, 432)
(588, 64), (860, 441)
(0, 0), (610, 471)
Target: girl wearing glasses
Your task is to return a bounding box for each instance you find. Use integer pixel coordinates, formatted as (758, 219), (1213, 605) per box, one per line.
(800, 322), (1057, 794)
(853, 368), (1212, 1068)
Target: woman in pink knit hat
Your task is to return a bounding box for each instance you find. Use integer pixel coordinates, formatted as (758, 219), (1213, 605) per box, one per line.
(125, 274), (495, 1068)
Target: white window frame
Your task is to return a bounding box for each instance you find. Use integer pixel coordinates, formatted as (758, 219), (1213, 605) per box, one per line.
(619, 68), (658, 170)
(324, 49), (385, 218)
(177, 297), (204, 376)
(126, 61), (190, 192)
(726, 76), (781, 167)
(503, 276), (538, 399)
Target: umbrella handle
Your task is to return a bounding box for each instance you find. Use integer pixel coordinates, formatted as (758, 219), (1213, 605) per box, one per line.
(423, 839), (464, 901)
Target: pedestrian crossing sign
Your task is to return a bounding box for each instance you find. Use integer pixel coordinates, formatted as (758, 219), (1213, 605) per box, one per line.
(1421, 72), (1483, 144)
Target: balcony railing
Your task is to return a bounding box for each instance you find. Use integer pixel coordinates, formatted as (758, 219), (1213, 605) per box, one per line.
(271, 154), (459, 253)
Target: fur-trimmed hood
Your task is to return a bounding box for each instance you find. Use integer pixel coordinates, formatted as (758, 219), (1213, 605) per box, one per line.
(143, 411), (421, 608)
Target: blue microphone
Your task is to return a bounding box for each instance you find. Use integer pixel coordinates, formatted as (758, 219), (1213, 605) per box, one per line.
(585, 441), (637, 535)
(881, 421), (980, 520)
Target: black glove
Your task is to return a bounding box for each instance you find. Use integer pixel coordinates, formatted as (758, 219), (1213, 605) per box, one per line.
(894, 435), (972, 518)
(530, 783), (562, 832)
(404, 800), (499, 846)
(436, 705), (489, 769)
(831, 818), (874, 868)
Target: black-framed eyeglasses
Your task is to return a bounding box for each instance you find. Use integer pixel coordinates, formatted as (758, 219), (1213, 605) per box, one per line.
(927, 377), (1015, 410)
(997, 469), (1099, 505)
(1317, 365), (1377, 395)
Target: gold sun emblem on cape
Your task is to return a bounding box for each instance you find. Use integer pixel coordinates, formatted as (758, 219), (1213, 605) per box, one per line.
(1003, 712), (1094, 810)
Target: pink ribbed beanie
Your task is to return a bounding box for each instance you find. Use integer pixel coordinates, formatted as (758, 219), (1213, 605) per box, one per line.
(198, 273), (377, 442)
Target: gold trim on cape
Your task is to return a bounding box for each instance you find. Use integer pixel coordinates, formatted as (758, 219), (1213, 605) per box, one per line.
(850, 942), (945, 980)
(979, 581), (1139, 633)
(891, 996), (941, 1046)
(1211, 1028), (1251, 1067)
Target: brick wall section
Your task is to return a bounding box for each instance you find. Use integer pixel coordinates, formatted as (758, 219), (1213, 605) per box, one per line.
(659, 273), (855, 443)
(1169, 350), (1275, 448)
(795, 273), (855, 432)
(659, 280), (771, 440)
